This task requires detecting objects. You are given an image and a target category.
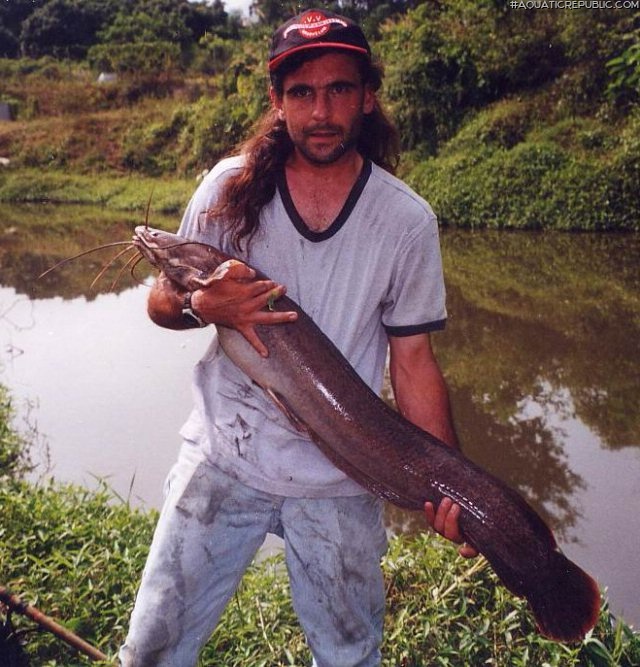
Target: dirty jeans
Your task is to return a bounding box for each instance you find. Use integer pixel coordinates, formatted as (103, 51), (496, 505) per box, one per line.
(119, 442), (388, 667)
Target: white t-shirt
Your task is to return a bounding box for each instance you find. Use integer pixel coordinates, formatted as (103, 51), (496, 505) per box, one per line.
(177, 155), (447, 498)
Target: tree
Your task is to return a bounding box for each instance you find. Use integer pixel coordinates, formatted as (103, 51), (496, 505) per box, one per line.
(19, 0), (123, 59)
(87, 0), (222, 74)
(0, 0), (47, 57)
(378, 3), (480, 152)
(249, 0), (313, 25)
(180, 0), (228, 41)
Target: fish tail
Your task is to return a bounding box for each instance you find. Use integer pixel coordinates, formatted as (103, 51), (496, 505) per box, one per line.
(525, 549), (600, 642)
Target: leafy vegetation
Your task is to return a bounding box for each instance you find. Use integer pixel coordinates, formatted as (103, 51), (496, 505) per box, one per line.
(1, 1), (638, 230)
(406, 104), (640, 231)
(0, 0), (231, 60)
(0, 386), (33, 481)
(0, 168), (194, 212)
(0, 386), (639, 665)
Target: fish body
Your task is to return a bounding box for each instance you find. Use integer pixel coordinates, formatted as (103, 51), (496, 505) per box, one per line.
(133, 226), (600, 643)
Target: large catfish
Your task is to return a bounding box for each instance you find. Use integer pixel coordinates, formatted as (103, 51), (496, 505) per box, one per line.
(132, 226), (600, 643)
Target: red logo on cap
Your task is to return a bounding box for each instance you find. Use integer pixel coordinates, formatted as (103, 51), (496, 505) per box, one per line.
(284, 11), (348, 41)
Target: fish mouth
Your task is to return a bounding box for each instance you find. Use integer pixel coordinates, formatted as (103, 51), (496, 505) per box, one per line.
(133, 226), (170, 250)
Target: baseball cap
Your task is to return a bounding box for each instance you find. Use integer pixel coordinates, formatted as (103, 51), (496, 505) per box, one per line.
(268, 9), (371, 72)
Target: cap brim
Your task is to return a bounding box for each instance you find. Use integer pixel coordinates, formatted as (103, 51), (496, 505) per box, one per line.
(268, 43), (370, 71)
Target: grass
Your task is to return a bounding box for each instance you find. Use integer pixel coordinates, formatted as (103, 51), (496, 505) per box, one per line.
(0, 168), (195, 214)
(1, 384), (639, 665)
(1, 469), (639, 665)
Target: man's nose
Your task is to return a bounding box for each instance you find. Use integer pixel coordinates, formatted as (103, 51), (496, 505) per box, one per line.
(311, 91), (331, 121)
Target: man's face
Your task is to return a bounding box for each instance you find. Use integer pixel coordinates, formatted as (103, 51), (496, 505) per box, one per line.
(271, 52), (375, 166)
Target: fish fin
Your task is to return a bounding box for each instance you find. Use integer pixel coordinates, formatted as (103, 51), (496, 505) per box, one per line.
(525, 549), (601, 642)
(263, 387), (310, 435)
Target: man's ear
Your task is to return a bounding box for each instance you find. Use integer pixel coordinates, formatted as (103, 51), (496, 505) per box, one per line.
(363, 86), (376, 115)
(269, 86), (285, 121)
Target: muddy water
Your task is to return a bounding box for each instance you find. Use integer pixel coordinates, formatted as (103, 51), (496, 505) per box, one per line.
(1, 205), (639, 628)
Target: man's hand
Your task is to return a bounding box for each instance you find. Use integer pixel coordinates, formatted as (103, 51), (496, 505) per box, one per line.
(424, 497), (478, 559)
(191, 260), (297, 357)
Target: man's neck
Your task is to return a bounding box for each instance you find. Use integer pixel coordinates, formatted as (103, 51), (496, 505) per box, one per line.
(284, 150), (364, 233)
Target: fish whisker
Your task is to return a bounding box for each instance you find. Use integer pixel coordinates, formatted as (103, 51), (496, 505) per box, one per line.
(111, 250), (145, 290)
(38, 241), (134, 281)
(89, 245), (136, 290)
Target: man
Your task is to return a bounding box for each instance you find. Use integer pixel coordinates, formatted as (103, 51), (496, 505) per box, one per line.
(120, 9), (475, 667)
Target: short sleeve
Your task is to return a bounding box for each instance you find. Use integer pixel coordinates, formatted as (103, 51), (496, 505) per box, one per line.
(381, 214), (447, 336)
(177, 156), (245, 247)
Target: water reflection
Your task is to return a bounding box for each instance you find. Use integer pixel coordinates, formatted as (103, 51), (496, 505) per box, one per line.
(1, 206), (639, 627)
(436, 287), (587, 542)
(0, 203), (163, 300)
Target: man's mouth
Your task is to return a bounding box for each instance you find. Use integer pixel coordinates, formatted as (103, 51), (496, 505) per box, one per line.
(304, 125), (341, 138)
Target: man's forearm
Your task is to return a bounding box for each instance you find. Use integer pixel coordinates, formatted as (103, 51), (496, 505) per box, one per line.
(395, 361), (459, 448)
(389, 333), (459, 449)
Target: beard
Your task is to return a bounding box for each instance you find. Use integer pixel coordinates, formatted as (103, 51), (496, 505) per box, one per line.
(296, 136), (357, 165)
(292, 116), (363, 165)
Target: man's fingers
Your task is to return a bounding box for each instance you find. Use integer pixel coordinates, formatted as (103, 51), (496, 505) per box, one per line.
(245, 284), (297, 319)
(241, 281), (290, 307)
(237, 308), (298, 358)
(210, 262), (290, 312)
(425, 499), (477, 559)
(238, 326), (269, 358)
(251, 309), (298, 324)
(433, 496), (452, 535)
(425, 498), (464, 543)
(443, 502), (464, 543)
(458, 543), (479, 559)
(424, 501), (435, 526)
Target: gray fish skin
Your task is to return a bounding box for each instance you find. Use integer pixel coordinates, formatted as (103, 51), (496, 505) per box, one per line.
(133, 226), (600, 643)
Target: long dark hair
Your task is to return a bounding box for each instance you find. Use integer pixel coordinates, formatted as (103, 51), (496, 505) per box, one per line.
(208, 50), (400, 251)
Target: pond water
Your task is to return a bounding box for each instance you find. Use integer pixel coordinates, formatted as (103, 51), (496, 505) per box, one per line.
(1, 204), (639, 630)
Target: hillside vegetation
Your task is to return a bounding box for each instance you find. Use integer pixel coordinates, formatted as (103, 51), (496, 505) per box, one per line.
(0, 0), (638, 227)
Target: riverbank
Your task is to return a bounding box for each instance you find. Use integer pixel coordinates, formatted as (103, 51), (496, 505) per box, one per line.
(406, 102), (640, 232)
(1, 386), (640, 665)
(2, 480), (640, 666)
(0, 168), (195, 214)
(1, 15), (639, 234)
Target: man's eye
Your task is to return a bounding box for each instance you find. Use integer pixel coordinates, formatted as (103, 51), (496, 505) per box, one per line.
(331, 83), (354, 94)
(288, 87), (311, 98)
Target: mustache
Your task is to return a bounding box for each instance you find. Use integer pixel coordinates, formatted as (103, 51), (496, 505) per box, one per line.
(303, 124), (342, 135)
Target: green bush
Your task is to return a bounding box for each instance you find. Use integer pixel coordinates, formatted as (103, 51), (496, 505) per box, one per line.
(607, 42), (640, 105)
(0, 386), (32, 480)
(0, 479), (156, 664)
(121, 113), (185, 175)
(408, 102), (640, 232)
(377, 3), (479, 153)
(87, 41), (181, 75)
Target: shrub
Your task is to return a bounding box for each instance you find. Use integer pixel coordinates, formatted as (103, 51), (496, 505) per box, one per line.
(0, 479), (156, 664)
(0, 386), (32, 480)
(87, 41), (181, 75)
(407, 101), (640, 232)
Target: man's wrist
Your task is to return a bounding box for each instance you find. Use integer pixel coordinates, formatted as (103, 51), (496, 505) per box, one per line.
(181, 290), (207, 328)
